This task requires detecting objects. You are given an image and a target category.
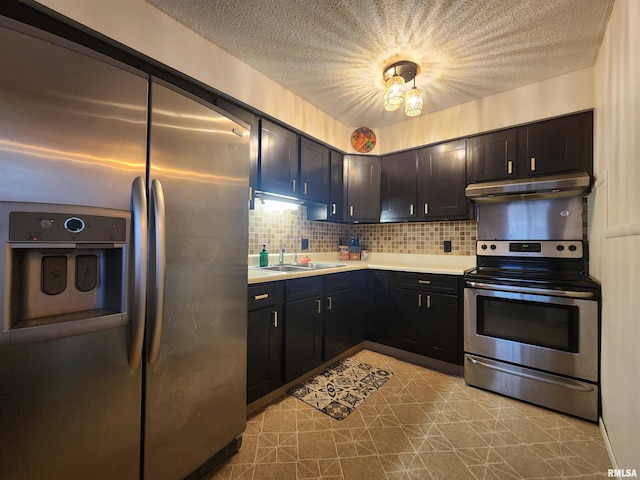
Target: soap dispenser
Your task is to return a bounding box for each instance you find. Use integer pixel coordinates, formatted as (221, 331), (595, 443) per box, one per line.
(259, 245), (269, 267)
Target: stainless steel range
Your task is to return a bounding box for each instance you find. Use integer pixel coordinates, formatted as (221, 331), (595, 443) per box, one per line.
(464, 239), (600, 421)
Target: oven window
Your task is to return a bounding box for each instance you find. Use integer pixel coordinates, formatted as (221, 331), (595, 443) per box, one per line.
(477, 297), (579, 352)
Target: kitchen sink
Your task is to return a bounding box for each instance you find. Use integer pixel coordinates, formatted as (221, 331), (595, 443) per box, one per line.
(255, 265), (307, 272)
(294, 263), (343, 269)
(249, 263), (344, 272)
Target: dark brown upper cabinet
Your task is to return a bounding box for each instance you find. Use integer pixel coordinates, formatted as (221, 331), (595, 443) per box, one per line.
(418, 139), (468, 220)
(380, 151), (418, 222)
(343, 155), (381, 223)
(469, 128), (517, 182)
(469, 111), (593, 183)
(518, 111), (593, 177)
(328, 150), (344, 221)
(380, 140), (469, 223)
(299, 137), (330, 204)
(259, 119), (299, 196)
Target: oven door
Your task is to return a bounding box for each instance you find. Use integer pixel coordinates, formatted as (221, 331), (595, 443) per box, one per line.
(464, 284), (599, 382)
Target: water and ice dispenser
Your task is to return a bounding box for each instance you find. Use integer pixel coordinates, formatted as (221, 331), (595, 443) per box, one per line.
(0, 203), (130, 344)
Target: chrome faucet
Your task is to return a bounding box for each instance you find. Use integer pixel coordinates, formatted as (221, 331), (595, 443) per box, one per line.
(294, 251), (298, 264)
(279, 247), (285, 264)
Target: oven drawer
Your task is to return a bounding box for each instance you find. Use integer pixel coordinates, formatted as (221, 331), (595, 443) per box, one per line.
(464, 354), (599, 422)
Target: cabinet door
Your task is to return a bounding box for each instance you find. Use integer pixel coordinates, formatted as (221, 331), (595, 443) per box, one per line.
(324, 288), (352, 360)
(344, 155), (381, 222)
(348, 270), (368, 345)
(390, 287), (426, 355)
(259, 119), (298, 196)
(469, 129), (517, 182)
(519, 112), (593, 177)
(300, 137), (330, 203)
(368, 271), (390, 344)
(329, 150), (344, 221)
(424, 293), (460, 364)
(418, 140), (468, 219)
(284, 296), (324, 381)
(247, 306), (283, 403)
(380, 151), (418, 222)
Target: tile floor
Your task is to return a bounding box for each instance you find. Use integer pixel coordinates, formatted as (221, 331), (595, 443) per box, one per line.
(209, 350), (611, 480)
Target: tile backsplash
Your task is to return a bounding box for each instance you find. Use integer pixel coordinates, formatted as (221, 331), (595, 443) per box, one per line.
(249, 201), (477, 256)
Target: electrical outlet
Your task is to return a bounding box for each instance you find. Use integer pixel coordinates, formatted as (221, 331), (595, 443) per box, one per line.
(301, 238), (309, 250)
(443, 240), (452, 252)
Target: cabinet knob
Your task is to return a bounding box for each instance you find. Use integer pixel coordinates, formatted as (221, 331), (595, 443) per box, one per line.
(418, 293), (422, 308)
(530, 157), (536, 171)
(331, 203), (337, 215)
(304, 182), (308, 195)
(272, 310), (278, 328)
(507, 160), (513, 174)
(410, 204), (414, 216)
(316, 299), (322, 313)
(327, 296), (333, 310)
(349, 205), (354, 217)
(424, 203), (429, 215)
(292, 179), (296, 192)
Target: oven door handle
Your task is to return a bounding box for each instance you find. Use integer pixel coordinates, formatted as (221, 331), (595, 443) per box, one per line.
(467, 357), (595, 392)
(466, 281), (595, 299)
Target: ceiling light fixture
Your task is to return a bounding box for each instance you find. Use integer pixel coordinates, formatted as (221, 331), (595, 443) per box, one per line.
(382, 60), (423, 117)
(405, 78), (423, 117)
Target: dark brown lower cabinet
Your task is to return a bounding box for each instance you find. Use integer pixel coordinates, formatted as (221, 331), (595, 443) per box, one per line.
(248, 270), (462, 403)
(284, 277), (324, 382)
(367, 271), (391, 344)
(247, 283), (283, 403)
(324, 271), (367, 360)
(389, 272), (462, 365)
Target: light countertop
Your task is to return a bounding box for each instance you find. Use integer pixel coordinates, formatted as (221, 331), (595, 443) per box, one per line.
(247, 252), (475, 284)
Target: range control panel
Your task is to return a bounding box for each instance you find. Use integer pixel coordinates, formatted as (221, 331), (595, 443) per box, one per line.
(476, 240), (584, 258)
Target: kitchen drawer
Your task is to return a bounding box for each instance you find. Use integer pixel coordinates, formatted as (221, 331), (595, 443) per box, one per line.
(285, 277), (323, 302)
(325, 272), (352, 293)
(391, 272), (458, 294)
(248, 282), (283, 311)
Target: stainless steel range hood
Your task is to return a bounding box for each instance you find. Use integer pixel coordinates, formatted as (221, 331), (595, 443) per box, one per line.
(465, 172), (591, 203)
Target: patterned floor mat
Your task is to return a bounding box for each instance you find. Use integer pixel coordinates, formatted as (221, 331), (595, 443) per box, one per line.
(287, 357), (393, 421)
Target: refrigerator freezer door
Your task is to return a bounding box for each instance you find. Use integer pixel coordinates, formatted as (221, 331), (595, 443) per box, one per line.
(0, 21), (148, 209)
(0, 330), (142, 479)
(143, 81), (249, 480)
(0, 22), (147, 480)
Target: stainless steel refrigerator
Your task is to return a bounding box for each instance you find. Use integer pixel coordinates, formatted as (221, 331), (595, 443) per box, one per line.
(0, 17), (249, 480)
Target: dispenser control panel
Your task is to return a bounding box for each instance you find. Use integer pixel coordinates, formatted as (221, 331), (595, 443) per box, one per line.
(9, 212), (126, 243)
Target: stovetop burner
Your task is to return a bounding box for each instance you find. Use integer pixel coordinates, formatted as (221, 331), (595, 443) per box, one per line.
(465, 240), (600, 292)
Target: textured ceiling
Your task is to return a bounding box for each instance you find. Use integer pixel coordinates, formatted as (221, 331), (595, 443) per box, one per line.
(145, 0), (613, 129)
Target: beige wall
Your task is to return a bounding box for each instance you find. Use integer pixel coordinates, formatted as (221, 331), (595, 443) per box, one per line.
(590, 0), (640, 469)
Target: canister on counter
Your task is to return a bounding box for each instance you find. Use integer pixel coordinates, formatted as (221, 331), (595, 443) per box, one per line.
(339, 245), (350, 261)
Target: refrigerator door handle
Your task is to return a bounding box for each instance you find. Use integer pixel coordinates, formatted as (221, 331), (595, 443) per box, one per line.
(148, 178), (167, 366)
(129, 176), (148, 369)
